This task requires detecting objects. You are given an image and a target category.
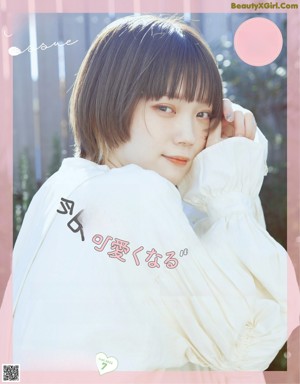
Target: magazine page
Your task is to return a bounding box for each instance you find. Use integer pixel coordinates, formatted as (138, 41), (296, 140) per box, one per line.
(0, 0), (299, 383)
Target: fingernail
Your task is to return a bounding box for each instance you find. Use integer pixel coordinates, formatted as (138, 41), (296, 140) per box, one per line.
(225, 113), (234, 122)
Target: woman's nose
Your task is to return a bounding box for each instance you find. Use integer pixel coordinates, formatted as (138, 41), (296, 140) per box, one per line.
(173, 119), (196, 145)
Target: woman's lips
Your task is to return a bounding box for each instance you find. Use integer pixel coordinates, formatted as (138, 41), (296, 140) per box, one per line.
(162, 155), (190, 166)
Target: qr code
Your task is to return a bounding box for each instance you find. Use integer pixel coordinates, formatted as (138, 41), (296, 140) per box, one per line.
(2, 365), (20, 382)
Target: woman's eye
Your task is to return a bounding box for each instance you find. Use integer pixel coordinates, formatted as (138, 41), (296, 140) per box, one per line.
(197, 111), (211, 119)
(156, 105), (174, 114)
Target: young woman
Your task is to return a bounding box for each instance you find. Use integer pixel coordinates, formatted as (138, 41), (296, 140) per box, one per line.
(12, 15), (299, 374)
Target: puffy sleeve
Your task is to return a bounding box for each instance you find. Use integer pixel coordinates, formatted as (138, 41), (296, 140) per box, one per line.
(173, 130), (300, 370)
(11, 136), (299, 374)
(78, 131), (299, 372)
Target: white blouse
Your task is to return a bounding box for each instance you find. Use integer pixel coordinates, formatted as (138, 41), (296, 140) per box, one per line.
(11, 131), (299, 374)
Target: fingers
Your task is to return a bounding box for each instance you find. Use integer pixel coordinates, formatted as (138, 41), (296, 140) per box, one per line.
(232, 110), (245, 137)
(244, 111), (256, 140)
(222, 98), (234, 123)
(221, 99), (257, 140)
(221, 98), (235, 138)
(233, 109), (256, 139)
(221, 119), (234, 138)
(208, 98), (257, 148)
(206, 122), (223, 148)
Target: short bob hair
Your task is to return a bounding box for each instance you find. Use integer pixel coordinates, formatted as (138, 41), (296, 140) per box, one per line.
(69, 15), (223, 164)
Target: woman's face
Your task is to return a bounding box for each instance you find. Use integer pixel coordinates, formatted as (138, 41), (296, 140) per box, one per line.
(106, 97), (213, 185)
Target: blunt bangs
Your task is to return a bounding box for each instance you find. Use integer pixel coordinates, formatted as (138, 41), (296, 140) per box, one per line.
(137, 24), (223, 122)
(69, 15), (223, 163)
(113, 17), (224, 132)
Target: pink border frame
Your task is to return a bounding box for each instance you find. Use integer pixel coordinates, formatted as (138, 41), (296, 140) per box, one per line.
(0, 0), (299, 383)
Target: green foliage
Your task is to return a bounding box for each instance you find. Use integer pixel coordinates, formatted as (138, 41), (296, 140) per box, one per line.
(209, 15), (287, 370)
(47, 135), (63, 177)
(13, 135), (63, 244)
(210, 16), (287, 247)
(13, 149), (37, 244)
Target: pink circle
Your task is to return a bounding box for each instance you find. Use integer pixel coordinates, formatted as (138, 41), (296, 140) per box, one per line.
(234, 17), (283, 66)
